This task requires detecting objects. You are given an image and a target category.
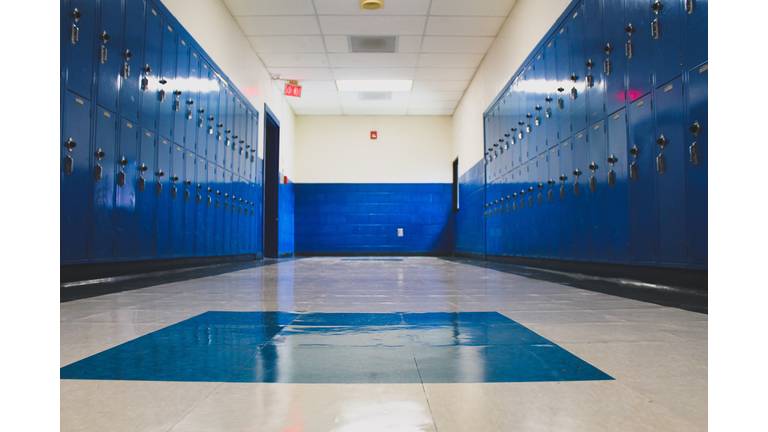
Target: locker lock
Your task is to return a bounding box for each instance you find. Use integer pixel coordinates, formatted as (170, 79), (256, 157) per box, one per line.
(96, 148), (105, 160)
(518, 121), (525, 126)
(198, 184), (202, 189)
(140, 164), (148, 172)
(526, 114), (532, 119)
(188, 99), (194, 105)
(535, 106), (542, 111)
(528, 187), (534, 192)
(504, 133), (510, 138)
(690, 121), (701, 137)
(209, 116), (214, 121)
(72, 8), (82, 21)
(537, 183), (543, 189)
(199, 108), (205, 114)
(172, 175), (179, 182)
(124, 50), (132, 59)
(218, 123), (223, 128)
(217, 191), (221, 195)
(520, 190), (525, 196)
(545, 97), (553, 103)
(233, 135), (239, 139)
(651, 1), (663, 13)
(607, 154), (618, 165)
(559, 174), (567, 182)
(512, 193), (517, 198)
(119, 156), (128, 167)
(506, 196), (510, 200)
(174, 90), (182, 96)
(239, 198), (243, 203)
(157, 170), (164, 177)
(589, 161), (598, 172)
(557, 87), (564, 93)
(65, 138), (77, 151)
(585, 60), (594, 69)
(144, 65), (151, 73)
(603, 44), (612, 54)
(485, 204), (489, 208)
(208, 187), (213, 192)
(239, 140), (244, 144)
(629, 145), (639, 157)
(570, 73), (578, 82)
(655, 134), (668, 148)
(625, 24), (635, 35)
(159, 78), (167, 85)
(510, 127), (517, 132)
(185, 180), (192, 186)
(573, 168), (582, 178)
(224, 193), (229, 198)
(101, 32), (110, 43)
(227, 130), (232, 134)
(494, 200), (498, 205)
(500, 198), (505, 203)
(547, 179), (554, 185)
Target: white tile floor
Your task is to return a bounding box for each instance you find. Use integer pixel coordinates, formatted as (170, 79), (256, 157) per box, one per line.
(60, 257), (707, 431)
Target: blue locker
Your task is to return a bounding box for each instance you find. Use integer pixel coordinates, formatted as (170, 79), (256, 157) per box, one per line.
(61, 91), (92, 261)
(519, 164), (531, 255)
(92, 108), (118, 259)
(137, 129), (156, 257)
(96, 0), (122, 113)
(547, 146), (561, 257)
(572, 130), (592, 259)
(568, 5), (589, 133)
(606, 109), (631, 261)
(532, 52), (547, 153)
(139, 7), (162, 129)
(584, 0), (606, 125)
(504, 89), (520, 168)
(235, 102), (246, 176)
(543, 39), (560, 147)
(119, 0), (144, 123)
(627, 94), (656, 261)
(559, 139), (574, 259)
(625, 0), (652, 101)
(516, 75), (530, 163)
(226, 91), (236, 172)
(523, 64), (538, 157)
(603, 0), (628, 115)
(170, 144), (184, 255)
(535, 153), (549, 257)
(196, 155), (207, 255)
(651, 0), (683, 87)
(157, 23), (176, 141)
(555, 24), (572, 141)
(204, 65), (218, 161)
(155, 137), (172, 256)
(115, 119), (138, 258)
(529, 159), (541, 256)
(223, 169), (231, 253)
(206, 162), (218, 253)
(686, 62), (707, 267)
(217, 81), (229, 168)
(654, 77), (687, 265)
(173, 38), (190, 147)
(65, 0), (97, 99)
(235, 177), (243, 253)
(685, 0), (707, 69)
(588, 121), (609, 260)
(186, 50), (201, 152)
(184, 151), (196, 255)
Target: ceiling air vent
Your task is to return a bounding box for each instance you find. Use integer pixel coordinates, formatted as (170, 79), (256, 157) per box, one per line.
(349, 36), (397, 53)
(358, 92), (392, 101)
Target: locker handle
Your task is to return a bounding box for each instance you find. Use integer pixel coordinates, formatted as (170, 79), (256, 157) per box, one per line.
(65, 138), (77, 151)
(625, 23), (635, 35)
(608, 169), (616, 187)
(626, 41), (633, 58)
(119, 157), (128, 167)
(72, 8), (82, 20)
(630, 161), (638, 180)
(140, 164), (148, 172)
(102, 31), (110, 43)
(690, 121), (701, 137)
(651, 1), (663, 12)
(64, 155), (73, 175)
(71, 24), (79, 44)
(656, 153), (666, 174)
(686, 0), (694, 14)
(690, 142), (700, 166)
(138, 177), (145, 192)
(117, 171), (126, 187)
(607, 154), (617, 165)
(589, 176), (597, 192)
(656, 134), (667, 148)
(585, 60), (594, 69)
(603, 43), (612, 54)
(652, 19), (659, 39)
(629, 145), (639, 157)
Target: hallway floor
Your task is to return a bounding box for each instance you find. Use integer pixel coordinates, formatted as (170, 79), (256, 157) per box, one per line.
(60, 257), (707, 431)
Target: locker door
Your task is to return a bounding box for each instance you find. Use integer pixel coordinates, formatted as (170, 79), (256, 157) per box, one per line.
(205, 65), (218, 161)
(92, 108), (118, 259)
(157, 23), (176, 141)
(216, 166), (225, 253)
(185, 50), (201, 152)
(206, 162), (217, 253)
(536, 153), (549, 257)
(569, 5), (589, 133)
(155, 138), (172, 256)
(572, 130), (592, 259)
(548, 146), (561, 258)
(516, 75), (529, 163)
(61, 91), (92, 261)
(519, 164), (530, 255)
(555, 24), (572, 142)
(532, 52), (547, 154)
(651, 0), (683, 87)
(625, 0), (653, 101)
(654, 77), (687, 264)
(235, 177), (243, 253)
(543, 39), (559, 147)
(96, 0), (122, 113)
(223, 170), (232, 253)
(65, 0), (96, 99)
(559, 140), (574, 259)
(226, 92), (236, 171)
(585, 0), (606, 125)
(196, 156), (207, 255)
(173, 38), (190, 147)
(627, 94), (656, 261)
(234, 102), (245, 176)
(523, 64), (538, 157)
(184, 151), (196, 255)
(137, 129), (156, 257)
(139, 7), (162, 129)
(603, 0), (628, 115)
(116, 120), (138, 258)
(606, 109), (631, 261)
(217, 81), (229, 167)
(588, 121), (609, 260)
(527, 159), (539, 256)
(170, 145), (184, 255)
(119, 0), (144, 123)
(686, 62), (707, 267)
(685, 0), (708, 69)
(502, 93), (518, 170)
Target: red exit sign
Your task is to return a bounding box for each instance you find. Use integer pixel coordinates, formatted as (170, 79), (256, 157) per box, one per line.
(284, 84), (302, 98)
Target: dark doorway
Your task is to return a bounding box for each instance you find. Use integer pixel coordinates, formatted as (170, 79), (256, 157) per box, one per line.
(263, 105), (280, 258)
(452, 157), (459, 213)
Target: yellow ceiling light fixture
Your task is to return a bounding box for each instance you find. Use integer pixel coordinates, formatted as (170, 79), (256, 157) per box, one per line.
(360, 0), (384, 11)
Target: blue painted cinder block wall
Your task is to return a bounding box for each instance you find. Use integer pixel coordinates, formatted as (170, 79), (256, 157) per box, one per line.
(278, 180), (294, 257)
(455, 160), (485, 256)
(294, 184), (454, 254)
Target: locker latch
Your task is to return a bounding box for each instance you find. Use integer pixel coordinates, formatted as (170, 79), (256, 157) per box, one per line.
(604, 59), (611, 75)
(117, 171), (126, 187)
(64, 155), (73, 175)
(172, 186), (177, 199)
(94, 164), (102, 182)
(123, 61), (130, 79)
(71, 24), (79, 45)
(652, 18), (660, 39)
(589, 176), (596, 192)
(557, 97), (564, 110)
(185, 190), (190, 201)
(548, 190), (553, 202)
(216, 199), (220, 209)
(538, 193), (542, 205)
(546, 107), (551, 118)
(208, 125), (214, 135)
(630, 161), (638, 181)
(686, 0), (694, 14)
(626, 41), (633, 59)
(187, 108), (193, 120)
(159, 89), (166, 102)
(101, 46), (108, 64)
(608, 169), (616, 187)
(571, 87), (578, 100)
(560, 185), (565, 200)
(656, 153), (666, 174)
(207, 196), (212, 206)
(586, 75), (594, 88)
(690, 142), (699, 166)
(197, 193), (201, 204)
(573, 181), (580, 196)
(138, 177), (145, 192)
(199, 117), (204, 128)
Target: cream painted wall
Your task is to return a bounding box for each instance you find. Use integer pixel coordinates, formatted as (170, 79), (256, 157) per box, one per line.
(451, 0), (572, 177)
(159, 0), (295, 178)
(294, 116), (453, 184)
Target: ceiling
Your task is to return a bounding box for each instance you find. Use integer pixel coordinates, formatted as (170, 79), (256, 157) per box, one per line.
(222, 0), (518, 115)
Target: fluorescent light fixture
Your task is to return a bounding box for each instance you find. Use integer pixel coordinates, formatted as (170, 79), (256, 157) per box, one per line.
(336, 80), (413, 92)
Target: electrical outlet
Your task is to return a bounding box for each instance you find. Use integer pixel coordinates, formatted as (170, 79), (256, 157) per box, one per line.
(397, 228), (403, 237)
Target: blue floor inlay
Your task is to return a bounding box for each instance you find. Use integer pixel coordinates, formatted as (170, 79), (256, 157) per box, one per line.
(60, 312), (613, 383)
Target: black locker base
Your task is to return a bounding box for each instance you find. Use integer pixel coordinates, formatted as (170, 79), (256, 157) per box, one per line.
(61, 254), (261, 284)
(295, 251), (453, 257)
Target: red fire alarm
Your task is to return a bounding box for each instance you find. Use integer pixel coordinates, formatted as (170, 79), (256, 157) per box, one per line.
(370, 131), (377, 140)
(284, 81), (302, 98)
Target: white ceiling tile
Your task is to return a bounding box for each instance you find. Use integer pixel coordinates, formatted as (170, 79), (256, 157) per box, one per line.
(259, 53), (330, 68)
(408, 100), (459, 109)
(426, 17), (506, 36)
(390, 92), (412, 101)
(411, 80), (470, 91)
(285, 99), (342, 108)
(246, 36), (326, 53)
(328, 53), (418, 68)
(292, 90), (340, 101)
(315, 0), (430, 15)
(417, 53), (484, 68)
(268, 67), (335, 80)
(397, 36), (423, 53)
(414, 68), (476, 80)
(292, 107), (344, 115)
(409, 91), (464, 101)
(406, 109), (456, 116)
(223, 0), (316, 16)
(297, 81), (340, 91)
(342, 107), (409, 115)
(340, 101), (410, 109)
(337, 92), (359, 101)
(421, 36), (494, 53)
(332, 68), (416, 80)
(324, 36), (349, 52)
(235, 16), (321, 36)
(429, 0), (517, 17)
(319, 16), (426, 35)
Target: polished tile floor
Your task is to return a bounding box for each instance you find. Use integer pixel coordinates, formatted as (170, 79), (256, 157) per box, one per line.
(60, 257), (708, 431)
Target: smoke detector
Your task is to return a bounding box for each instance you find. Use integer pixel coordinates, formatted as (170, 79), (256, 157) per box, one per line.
(360, 0), (384, 10)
